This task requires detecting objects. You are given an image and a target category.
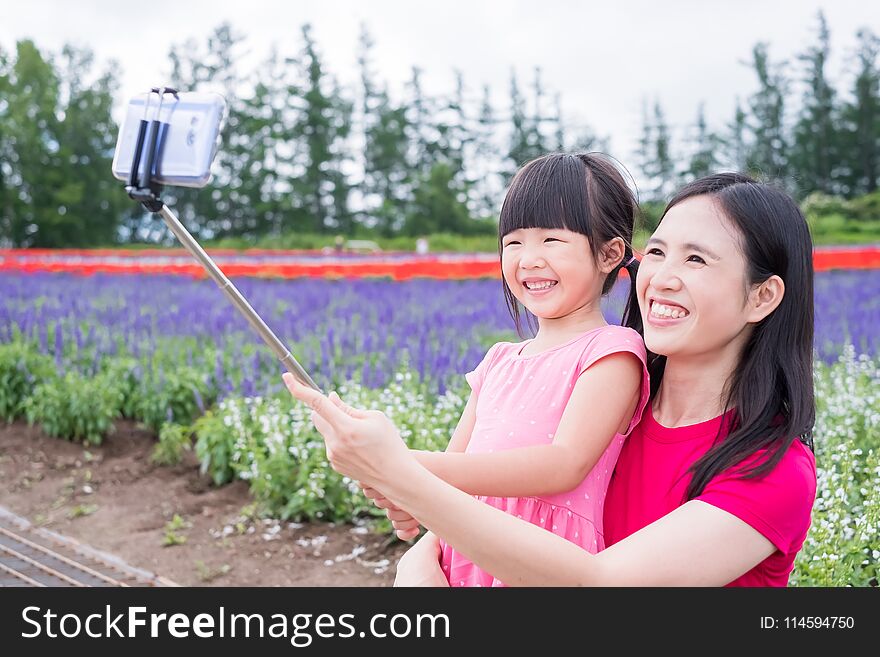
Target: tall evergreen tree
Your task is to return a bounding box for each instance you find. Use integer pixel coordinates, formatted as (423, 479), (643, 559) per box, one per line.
(724, 97), (749, 172)
(685, 103), (720, 182)
(1, 40), (60, 247)
(651, 100), (676, 199)
(791, 11), (837, 196)
(0, 45), (13, 246)
(286, 24), (353, 234)
(165, 23), (253, 240)
(746, 43), (789, 182)
(54, 46), (129, 246)
(470, 84), (501, 219)
(841, 28), (880, 195)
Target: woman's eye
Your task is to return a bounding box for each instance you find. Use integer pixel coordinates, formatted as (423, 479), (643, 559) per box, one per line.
(646, 248), (663, 256)
(688, 255), (706, 264)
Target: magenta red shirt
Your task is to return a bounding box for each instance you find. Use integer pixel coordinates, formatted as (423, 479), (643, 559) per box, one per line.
(603, 404), (817, 586)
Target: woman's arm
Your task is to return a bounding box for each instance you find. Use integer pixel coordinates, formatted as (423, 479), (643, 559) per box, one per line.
(383, 458), (776, 586)
(282, 373), (777, 587)
(413, 352), (642, 497)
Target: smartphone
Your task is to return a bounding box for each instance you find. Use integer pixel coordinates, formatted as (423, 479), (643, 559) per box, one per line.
(111, 92), (226, 188)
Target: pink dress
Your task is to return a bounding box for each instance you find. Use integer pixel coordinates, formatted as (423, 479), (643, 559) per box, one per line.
(440, 325), (651, 587)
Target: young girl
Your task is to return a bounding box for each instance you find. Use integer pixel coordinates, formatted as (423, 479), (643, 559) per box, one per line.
(284, 172), (817, 587)
(314, 152), (651, 587)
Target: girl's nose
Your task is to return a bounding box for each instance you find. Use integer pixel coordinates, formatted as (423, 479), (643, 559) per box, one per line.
(519, 246), (548, 269)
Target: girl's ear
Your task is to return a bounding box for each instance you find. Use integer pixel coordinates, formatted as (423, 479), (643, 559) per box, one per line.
(599, 237), (626, 274)
(746, 275), (785, 323)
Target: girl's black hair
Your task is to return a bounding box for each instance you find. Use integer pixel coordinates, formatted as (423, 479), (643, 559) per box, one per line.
(498, 152), (641, 338)
(650, 173), (816, 500)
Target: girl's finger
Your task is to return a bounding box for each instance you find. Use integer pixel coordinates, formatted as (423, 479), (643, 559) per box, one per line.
(283, 373), (350, 429)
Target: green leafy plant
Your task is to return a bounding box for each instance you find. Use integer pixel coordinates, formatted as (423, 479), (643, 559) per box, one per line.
(24, 370), (123, 445)
(162, 514), (190, 547)
(0, 341), (56, 422)
(151, 422), (192, 466)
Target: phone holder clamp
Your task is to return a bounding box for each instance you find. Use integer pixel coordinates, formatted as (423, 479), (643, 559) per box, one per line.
(123, 87), (179, 213)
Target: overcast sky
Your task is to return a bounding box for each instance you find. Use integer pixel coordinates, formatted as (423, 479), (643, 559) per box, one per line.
(2, 0), (879, 161)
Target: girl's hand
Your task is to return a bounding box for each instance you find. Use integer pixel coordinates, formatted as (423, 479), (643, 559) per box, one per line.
(362, 485), (421, 541)
(393, 532), (449, 587)
(282, 373), (416, 489)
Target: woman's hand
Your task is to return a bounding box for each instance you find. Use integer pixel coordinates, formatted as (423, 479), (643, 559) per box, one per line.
(282, 373), (417, 490)
(362, 485), (421, 541)
(393, 532), (449, 587)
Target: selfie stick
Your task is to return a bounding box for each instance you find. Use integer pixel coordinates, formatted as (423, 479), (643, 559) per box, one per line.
(122, 87), (322, 393)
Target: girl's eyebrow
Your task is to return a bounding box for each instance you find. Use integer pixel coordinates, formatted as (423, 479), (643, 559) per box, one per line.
(645, 237), (721, 261)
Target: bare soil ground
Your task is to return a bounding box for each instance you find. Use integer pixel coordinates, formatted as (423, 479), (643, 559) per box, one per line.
(0, 420), (409, 586)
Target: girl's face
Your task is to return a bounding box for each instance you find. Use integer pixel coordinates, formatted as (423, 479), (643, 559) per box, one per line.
(636, 195), (758, 358)
(501, 227), (614, 320)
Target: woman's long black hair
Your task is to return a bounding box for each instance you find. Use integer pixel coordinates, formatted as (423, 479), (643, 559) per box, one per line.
(497, 152), (642, 338)
(649, 173), (816, 500)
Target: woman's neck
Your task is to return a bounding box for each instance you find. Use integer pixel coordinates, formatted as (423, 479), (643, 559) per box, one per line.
(653, 349), (740, 427)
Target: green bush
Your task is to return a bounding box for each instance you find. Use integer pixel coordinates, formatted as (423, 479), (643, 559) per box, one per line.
(0, 342), (56, 422)
(24, 371), (123, 445)
(133, 365), (213, 432)
(152, 422), (193, 466)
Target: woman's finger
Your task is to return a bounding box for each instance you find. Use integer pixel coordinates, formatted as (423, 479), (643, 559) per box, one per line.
(395, 527), (420, 541)
(283, 373), (350, 429)
(392, 517), (420, 532)
(385, 508), (415, 523)
(328, 391), (370, 419)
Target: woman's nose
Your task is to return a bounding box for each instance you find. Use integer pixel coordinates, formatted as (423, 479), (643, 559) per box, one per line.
(647, 260), (683, 290)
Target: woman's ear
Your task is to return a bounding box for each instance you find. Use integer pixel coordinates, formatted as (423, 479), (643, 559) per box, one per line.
(746, 275), (785, 323)
(599, 237), (626, 274)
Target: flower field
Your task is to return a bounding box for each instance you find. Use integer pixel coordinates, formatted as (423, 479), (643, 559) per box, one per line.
(1, 266), (878, 586)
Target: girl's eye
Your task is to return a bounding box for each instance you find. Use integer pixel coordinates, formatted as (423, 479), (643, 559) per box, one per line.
(544, 237), (561, 243)
(504, 240), (520, 247)
(646, 248), (663, 256)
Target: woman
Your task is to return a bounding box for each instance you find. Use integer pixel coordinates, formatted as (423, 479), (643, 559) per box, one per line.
(283, 173), (817, 586)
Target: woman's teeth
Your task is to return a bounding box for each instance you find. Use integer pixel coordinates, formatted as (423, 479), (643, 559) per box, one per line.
(650, 302), (689, 319)
(524, 281), (557, 290)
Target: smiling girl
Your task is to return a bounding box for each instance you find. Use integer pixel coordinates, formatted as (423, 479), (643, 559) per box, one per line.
(348, 152), (650, 587)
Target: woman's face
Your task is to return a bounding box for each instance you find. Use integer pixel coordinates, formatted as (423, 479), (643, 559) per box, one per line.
(636, 195), (757, 359)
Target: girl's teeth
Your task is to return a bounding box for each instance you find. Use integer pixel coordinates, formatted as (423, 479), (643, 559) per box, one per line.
(526, 281), (556, 290)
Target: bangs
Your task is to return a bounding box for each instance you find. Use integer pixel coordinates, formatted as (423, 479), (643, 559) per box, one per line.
(498, 154), (593, 239)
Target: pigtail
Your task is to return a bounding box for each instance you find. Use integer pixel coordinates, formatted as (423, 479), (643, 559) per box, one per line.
(620, 255), (643, 336)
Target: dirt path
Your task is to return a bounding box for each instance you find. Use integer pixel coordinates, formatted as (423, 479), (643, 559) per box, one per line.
(0, 420), (408, 586)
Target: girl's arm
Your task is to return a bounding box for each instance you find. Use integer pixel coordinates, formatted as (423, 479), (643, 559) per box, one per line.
(282, 374), (776, 586)
(443, 390), (478, 453)
(413, 351), (642, 497)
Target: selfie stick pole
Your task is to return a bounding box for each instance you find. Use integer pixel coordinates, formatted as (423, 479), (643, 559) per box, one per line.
(125, 88), (322, 393)
(155, 205), (322, 392)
